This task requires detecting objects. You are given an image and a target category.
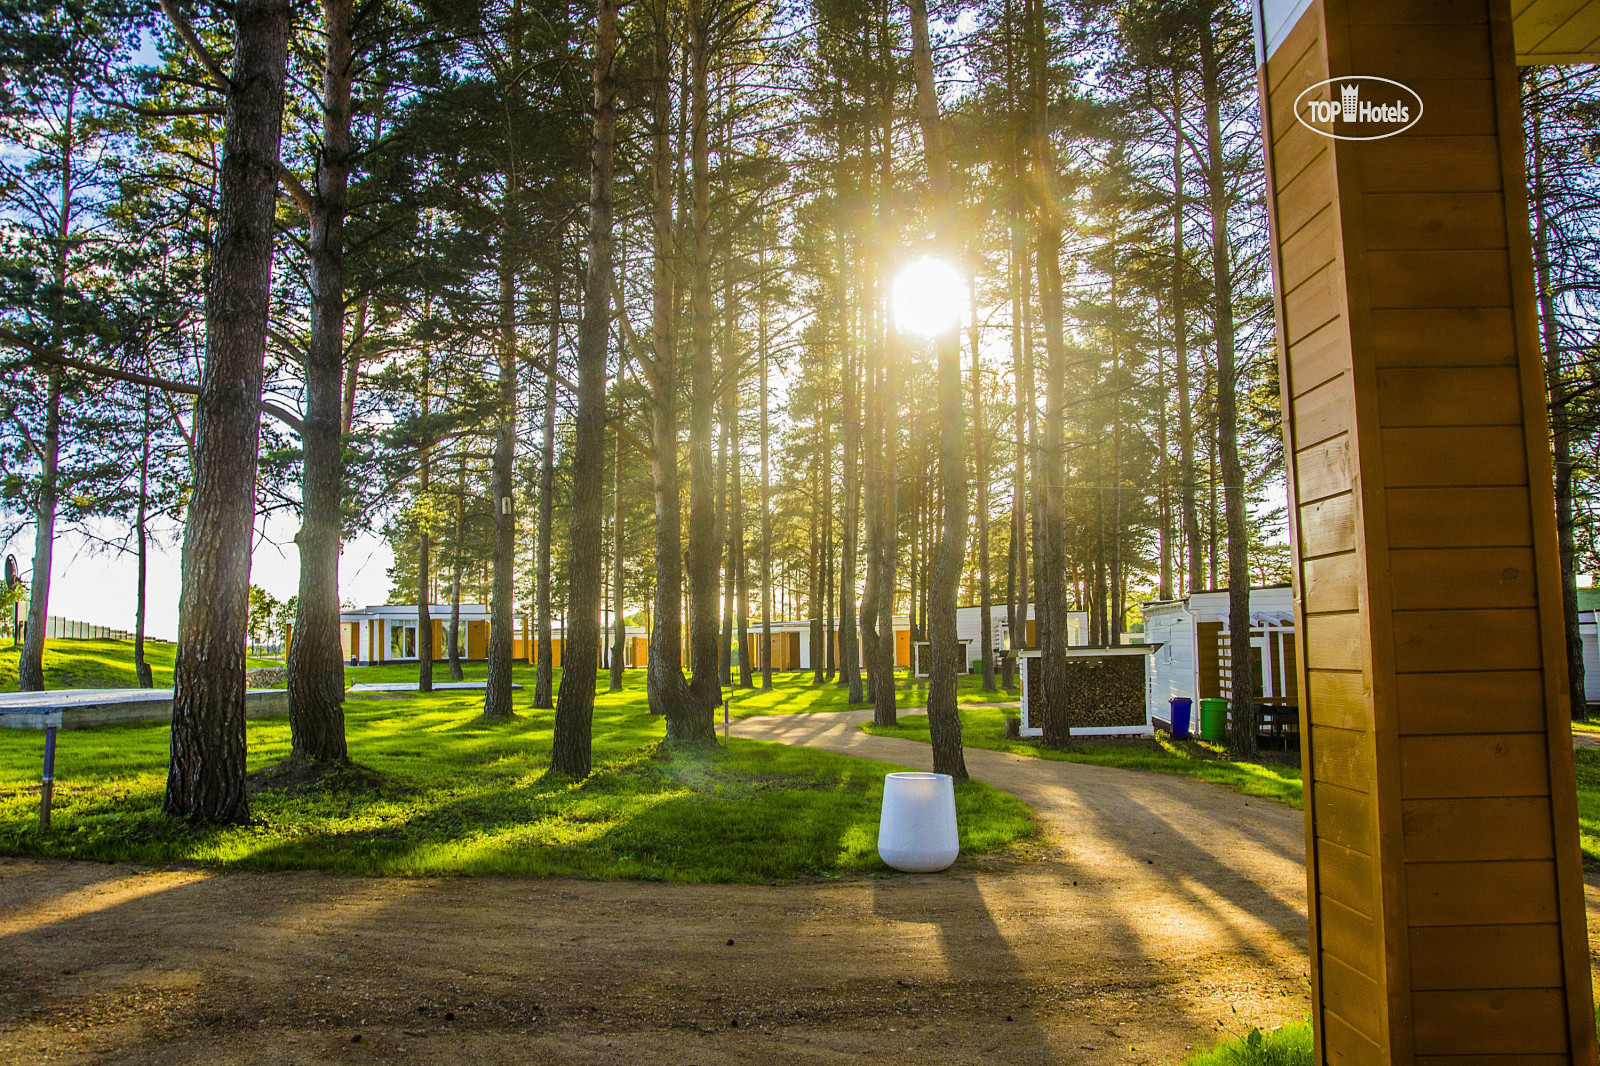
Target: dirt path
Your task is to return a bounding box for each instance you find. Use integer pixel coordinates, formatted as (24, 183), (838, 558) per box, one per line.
(4, 710), (1580, 1064)
(0, 713), (1314, 1066)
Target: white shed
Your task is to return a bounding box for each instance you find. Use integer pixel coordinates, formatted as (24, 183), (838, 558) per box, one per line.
(1141, 585), (1297, 726)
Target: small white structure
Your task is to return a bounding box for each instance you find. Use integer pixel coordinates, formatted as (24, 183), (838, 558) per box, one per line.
(877, 772), (959, 873)
(329, 604), (650, 668)
(1017, 645), (1158, 737)
(912, 638), (974, 678)
(956, 603), (1089, 671)
(1580, 608), (1600, 704)
(1140, 585), (1298, 727)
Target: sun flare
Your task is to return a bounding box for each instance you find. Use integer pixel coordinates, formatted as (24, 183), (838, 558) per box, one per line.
(891, 257), (967, 337)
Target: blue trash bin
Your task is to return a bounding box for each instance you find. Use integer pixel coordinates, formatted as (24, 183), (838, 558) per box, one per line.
(1169, 697), (1193, 740)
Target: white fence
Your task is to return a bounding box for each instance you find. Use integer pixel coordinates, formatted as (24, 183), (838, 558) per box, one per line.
(43, 616), (146, 642)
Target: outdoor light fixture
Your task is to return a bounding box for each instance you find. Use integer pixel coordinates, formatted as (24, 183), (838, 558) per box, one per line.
(891, 257), (966, 337)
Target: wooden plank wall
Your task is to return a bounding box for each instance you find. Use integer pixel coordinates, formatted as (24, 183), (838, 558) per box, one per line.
(1262, 0), (1596, 1061)
(1197, 620), (1223, 698)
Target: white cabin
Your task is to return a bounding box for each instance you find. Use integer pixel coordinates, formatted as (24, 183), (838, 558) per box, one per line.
(1141, 585), (1298, 724)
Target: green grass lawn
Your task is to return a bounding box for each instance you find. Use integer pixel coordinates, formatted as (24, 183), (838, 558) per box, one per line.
(1180, 1020), (1313, 1065)
(864, 704), (1306, 808)
(0, 662), (1033, 882)
(724, 667), (1018, 718)
(0, 637), (280, 692)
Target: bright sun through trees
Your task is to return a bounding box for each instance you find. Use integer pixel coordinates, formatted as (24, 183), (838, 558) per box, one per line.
(890, 257), (967, 337)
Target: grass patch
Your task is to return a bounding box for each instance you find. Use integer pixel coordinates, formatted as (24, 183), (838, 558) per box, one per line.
(1181, 1020), (1312, 1065)
(895, 671), (1021, 707)
(0, 663), (1033, 882)
(863, 704), (1305, 809)
(1567, 747), (1600, 869)
(723, 668), (1018, 719)
(0, 637), (279, 692)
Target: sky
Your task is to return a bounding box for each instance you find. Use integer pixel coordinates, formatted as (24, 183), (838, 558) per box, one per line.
(2, 516), (395, 641)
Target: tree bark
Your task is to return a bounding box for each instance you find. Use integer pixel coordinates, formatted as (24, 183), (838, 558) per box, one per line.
(550, 0), (619, 776)
(135, 389), (154, 688)
(872, 0), (899, 722)
(18, 79), (74, 694)
(718, 371), (733, 686)
(643, 0), (699, 727)
(810, 463), (824, 684)
(1028, 0), (1073, 751)
(861, 269), (883, 708)
(536, 265), (559, 707)
(19, 370), (59, 692)
(285, 0), (355, 761)
(733, 401), (752, 689)
(416, 370), (434, 693)
(759, 239), (774, 691)
(610, 423), (626, 692)
(1530, 85), (1588, 722)
(448, 455), (464, 681)
(165, 0), (291, 823)
(681, 0), (722, 737)
(481, 215), (519, 721)
(969, 280), (994, 690)
(1199, 24), (1255, 759)
(909, 0), (967, 782)
(1172, 81), (1202, 596)
(836, 250), (862, 703)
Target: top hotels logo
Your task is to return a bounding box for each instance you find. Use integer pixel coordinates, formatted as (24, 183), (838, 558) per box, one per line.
(1293, 76), (1424, 140)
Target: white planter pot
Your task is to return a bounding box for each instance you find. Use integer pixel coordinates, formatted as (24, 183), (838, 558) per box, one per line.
(877, 772), (959, 873)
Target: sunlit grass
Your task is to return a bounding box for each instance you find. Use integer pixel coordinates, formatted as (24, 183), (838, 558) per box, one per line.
(1180, 1020), (1313, 1065)
(0, 637), (280, 692)
(863, 704), (1305, 809)
(1568, 748), (1600, 869)
(0, 666), (1034, 882)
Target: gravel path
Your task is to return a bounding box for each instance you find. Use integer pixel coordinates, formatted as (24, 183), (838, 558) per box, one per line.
(0, 711), (1354, 1065)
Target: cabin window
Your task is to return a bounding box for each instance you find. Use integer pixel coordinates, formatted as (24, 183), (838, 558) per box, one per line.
(390, 622), (417, 659)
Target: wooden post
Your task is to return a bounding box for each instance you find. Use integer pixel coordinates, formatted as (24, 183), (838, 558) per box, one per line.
(37, 712), (60, 830)
(1259, 0), (1598, 1060)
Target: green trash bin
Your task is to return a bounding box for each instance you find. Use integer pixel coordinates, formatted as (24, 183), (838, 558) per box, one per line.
(1198, 698), (1229, 742)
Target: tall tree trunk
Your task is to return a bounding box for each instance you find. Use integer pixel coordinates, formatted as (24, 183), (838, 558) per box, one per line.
(165, 0), (291, 822)
(1172, 82), (1202, 596)
(759, 240), (774, 691)
(18, 79), (75, 694)
(1108, 237), (1123, 645)
(733, 403), (752, 689)
(610, 423), (626, 692)
(449, 464), (464, 681)
(861, 270), (883, 707)
(969, 280), (994, 690)
(550, 0), (620, 776)
(1006, 221), (1027, 689)
(416, 336), (434, 692)
(718, 373), (733, 686)
(19, 371), (59, 692)
(135, 388), (153, 688)
(872, 0), (899, 720)
(812, 460), (825, 685)
(998, 0), (1024, 688)
(876, 317), (899, 726)
(536, 265), (559, 707)
(286, 0), (354, 761)
(837, 252), (862, 703)
(482, 214), (519, 721)
(1028, 0), (1073, 750)
(1530, 84), (1588, 722)
(909, 0), (967, 782)
(681, 0), (721, 735)
(645, 0), (695, 721)
(1200, 25), (1254, 759)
